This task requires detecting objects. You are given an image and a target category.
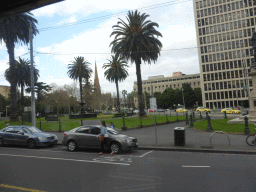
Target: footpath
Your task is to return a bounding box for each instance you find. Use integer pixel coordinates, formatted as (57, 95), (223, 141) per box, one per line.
(49, 120), (256, 155)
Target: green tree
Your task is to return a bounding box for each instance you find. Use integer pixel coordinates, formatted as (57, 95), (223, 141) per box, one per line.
(103, 54), (129, 113)
(110, 10), (162, 116)
(182, 83), (196, 108)
(194, 87), (202, 106)
(0, 12), (38, 120)
(67, 56), (92, 113)
(5, 58), (39, 115)
(26, 82), (52, 114)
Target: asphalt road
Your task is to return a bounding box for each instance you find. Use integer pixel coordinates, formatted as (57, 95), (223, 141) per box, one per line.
(1, 145), (256, 192)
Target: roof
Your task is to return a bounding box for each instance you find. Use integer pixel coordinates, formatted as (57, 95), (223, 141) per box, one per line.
(1, 0), (64, 18)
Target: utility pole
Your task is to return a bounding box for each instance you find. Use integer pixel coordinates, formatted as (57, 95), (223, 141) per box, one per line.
(30, 23), (36, 126)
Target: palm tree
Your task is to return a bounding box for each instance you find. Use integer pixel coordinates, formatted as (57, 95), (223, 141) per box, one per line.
(5, 57), (40, 115)
(26, 82), (51, 102)
(103, 54), (129, 113)
(110, 10), (162, 116)
(0, 12), (38, 120)
(67, 56), (92, 113)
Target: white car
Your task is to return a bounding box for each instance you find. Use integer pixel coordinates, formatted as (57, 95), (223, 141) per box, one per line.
(133, 109), (139, 113)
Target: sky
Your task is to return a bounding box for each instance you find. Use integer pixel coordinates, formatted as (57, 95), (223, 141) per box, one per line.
(0, 0), (200, 96)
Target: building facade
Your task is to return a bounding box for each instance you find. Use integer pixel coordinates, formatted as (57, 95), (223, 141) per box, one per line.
(133, 73), (201, 108)
(193, 0), (256, 109)
(0, 86), (10, 99)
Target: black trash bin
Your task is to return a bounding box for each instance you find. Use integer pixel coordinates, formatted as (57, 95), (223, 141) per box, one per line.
(174, 127), (185, 146)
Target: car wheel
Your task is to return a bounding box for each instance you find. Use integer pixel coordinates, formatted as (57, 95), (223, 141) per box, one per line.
(110, 142), (122, 154)
(27, 139), (36, 149)
(0, 138), (4, 147)
(67, 140), (77, 152)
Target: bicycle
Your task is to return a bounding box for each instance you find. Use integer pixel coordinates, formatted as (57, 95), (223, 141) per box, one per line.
(246, 125), (256, 146)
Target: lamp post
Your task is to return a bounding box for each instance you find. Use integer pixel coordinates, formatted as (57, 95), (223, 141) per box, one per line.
(6, 105), (10, 119)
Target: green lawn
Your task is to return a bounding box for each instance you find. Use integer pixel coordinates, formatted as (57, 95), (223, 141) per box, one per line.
(104, 115), (186, 129)
(0, 114), (186, 131)
(1, 115), (253, 134)
(193, 119), (255, 134)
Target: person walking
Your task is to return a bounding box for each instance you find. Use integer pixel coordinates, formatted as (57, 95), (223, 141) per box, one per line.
(110, 122), (115, 130)
(97, 121), (115, 156)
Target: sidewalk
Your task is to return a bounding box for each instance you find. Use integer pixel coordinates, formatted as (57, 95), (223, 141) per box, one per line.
(48, 120), (256, 155)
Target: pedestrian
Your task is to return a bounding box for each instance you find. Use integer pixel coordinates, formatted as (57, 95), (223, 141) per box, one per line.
(110, 122), (115, 130)
(96, 121), (114, 156)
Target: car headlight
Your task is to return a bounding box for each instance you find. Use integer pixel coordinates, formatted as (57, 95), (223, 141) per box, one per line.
(124, 138), (132, 143)
(38, 137), (47, 141)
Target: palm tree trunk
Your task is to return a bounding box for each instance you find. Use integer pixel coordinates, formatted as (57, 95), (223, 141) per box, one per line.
(21, 83), (24, 115)
(6, 40), (18, 121)
(115, 78), (120, 113)
(79, 76), (84, 114)
(135, 59), (145, 116)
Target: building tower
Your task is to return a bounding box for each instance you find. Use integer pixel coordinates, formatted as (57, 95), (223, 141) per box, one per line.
(193, 0), (256, 109)
(94, 61), (101, 95)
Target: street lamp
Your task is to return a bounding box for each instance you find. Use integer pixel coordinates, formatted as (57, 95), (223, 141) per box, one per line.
(6, 105), (10, 119)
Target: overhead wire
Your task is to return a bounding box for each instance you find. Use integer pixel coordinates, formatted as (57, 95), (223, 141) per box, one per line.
(38, 0), (191, 32)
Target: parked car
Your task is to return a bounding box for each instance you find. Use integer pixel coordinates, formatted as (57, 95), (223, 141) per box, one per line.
(0, 126), (58, 148)
(221, 108), (241, 114)
(157, 109), (165, 112)
(148, 109), (156, 112)
(196, 107), (212, 113)
(133, 109), (139, 114)
(242, 109), (249, 116)
(62, 125), (138, 154)
(176, 108), (188, 113)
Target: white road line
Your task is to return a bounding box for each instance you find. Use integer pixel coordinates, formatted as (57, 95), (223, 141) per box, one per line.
(182, 165), (211, 168)
(139, 151), (153, 158)
(0, 153), (130, 166)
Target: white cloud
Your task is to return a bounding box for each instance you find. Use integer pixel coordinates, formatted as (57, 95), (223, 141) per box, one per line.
(29, 0), (199, 94)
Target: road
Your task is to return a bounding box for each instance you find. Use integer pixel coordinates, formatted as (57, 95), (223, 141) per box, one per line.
(1, 145), (256, 192)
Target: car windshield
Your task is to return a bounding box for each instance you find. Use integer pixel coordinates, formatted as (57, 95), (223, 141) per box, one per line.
(23, 126), (41, 133)
(107, 128), (119, 135)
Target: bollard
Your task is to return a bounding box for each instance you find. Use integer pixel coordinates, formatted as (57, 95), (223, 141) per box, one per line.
(206, 115), (213, 131)
(80, 119), (83, 126)
(176, 112), (179, 122)
(189, 112), (194, 127)
(185, 112), (189, 125)
(244, 116), (250, 135)
(192, 111), (196, 122)
(140, 116), (143, 128)
(58, 119), (61, 132)
(224, 111), (227, 119)
(121, 116), (127, 131)
(200, 112), (202, 119)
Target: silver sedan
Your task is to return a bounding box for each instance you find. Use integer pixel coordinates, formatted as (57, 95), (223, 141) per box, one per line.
(62, 125), (138, 154)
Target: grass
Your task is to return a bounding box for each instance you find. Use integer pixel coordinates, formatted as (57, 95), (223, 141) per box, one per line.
(104, 115), (186, 129)
(193, 119), (256, 134)
(0, 114), (187, 131)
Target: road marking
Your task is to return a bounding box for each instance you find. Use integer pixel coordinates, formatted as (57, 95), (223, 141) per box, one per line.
(0, 184), (47, 192)
(110, 175), (155, 181)
(182, 165), (211, 168)
(93, 157), (132, 163)
(139, 151), (153, 157)
(0, 153), (130, 166)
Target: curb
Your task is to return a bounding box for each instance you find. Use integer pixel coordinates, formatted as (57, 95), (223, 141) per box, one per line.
(136, 146), (256, 155)
(56, 141), (256, 155)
